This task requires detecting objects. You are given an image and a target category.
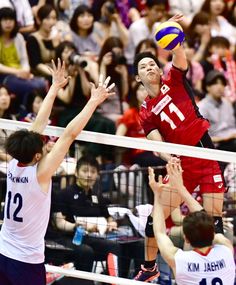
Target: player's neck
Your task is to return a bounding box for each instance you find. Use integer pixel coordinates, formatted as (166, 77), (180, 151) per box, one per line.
(145, 83), (160, 98)
(194, 246), (212, 256)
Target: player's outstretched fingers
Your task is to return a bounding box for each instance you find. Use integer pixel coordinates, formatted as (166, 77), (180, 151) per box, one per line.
(103, 76), (111, 88)
(98, 74), (104, 87)
(106, 83), (115, 92)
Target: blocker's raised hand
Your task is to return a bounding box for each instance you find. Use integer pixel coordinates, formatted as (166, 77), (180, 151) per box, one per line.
(48, 58), (70, 89)
(90, 74), (116, 105)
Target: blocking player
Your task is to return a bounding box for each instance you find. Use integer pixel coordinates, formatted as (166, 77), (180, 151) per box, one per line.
(0, 59), (115, 285)
(150, 162), (235, 285)
(133, 14), (225, 282)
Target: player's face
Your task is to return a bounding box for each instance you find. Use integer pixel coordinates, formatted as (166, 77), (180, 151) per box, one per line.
(136, 57), (161, 86)
(76, 164), (98, 190)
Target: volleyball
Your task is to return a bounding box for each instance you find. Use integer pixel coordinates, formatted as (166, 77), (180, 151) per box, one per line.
(155, 21), (185, 51)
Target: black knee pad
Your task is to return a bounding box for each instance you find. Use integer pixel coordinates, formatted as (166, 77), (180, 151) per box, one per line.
(214, 216), (224, 234)
(145, 215), (155, 237)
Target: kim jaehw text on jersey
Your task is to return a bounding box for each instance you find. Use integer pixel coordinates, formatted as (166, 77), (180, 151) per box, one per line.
(187, 259), (226, 272)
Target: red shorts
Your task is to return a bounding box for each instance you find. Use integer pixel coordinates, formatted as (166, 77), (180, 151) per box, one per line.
(180, 156), (225, 194)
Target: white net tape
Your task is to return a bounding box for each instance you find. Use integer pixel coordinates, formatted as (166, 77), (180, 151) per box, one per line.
(1, 118), (236, 163)
(46, 264), (150, 285)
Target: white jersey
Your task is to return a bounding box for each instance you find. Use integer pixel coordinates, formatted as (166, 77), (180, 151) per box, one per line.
(175, 245), (235, 285)
(0, 159), (51, 264)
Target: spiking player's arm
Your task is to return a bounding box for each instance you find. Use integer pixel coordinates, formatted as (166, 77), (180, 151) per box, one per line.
(168, 14), (188, 71)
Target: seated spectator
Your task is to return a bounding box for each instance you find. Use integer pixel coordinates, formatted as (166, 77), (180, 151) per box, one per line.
(53, 155), (124, 275)
(198, 70), (236, 153)
(26, 4), (60, 79)
(0, 7), (47, 112)
(0, 85), (16, 174)
(200, 0), (236, 47)
(68, 4), (100, 58)
(200, 36), (236, 102)
(93, 1), (129, 48)
(0, 0), (35, 36)
(97, 36), (129, 122)
(55, 41), (116, 160)
(186, 11), (211, 62)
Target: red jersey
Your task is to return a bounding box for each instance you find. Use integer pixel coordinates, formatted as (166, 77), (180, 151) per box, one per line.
(139, 66), (210, 146)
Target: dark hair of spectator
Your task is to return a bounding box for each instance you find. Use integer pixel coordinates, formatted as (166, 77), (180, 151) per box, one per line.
(188, 11), (210, 34)
(70, 4), (94, 35)
(37, 4), (57, 23)
(0, 7), (18, 38)
(98, 36), (124, 65)
(228, 1), (236, 26)
(25, 91), (44, 113)
(55, 41), (78, 60)
(146, 0), (167, 8)
(135, 39), (158, 57)
(98, 37), (125, 94)
(0, 84), (14, 119)
(183, 211), (214, 248)
(129, 83), (142, 109)
(201, 0), (228, 18)
(76, 155), (99, 172)
(203, 36), (230, 59)
(133, 52), (160, 76)
(5, 129), (44, 164)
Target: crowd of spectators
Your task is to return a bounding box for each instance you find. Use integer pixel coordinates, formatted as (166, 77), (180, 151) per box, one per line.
(1, 0), (236, 283)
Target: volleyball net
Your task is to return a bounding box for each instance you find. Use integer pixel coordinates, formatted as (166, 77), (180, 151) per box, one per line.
(0, 118), (235, 285)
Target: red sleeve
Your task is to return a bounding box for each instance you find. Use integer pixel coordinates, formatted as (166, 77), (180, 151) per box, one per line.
(165, 65), (186, 86)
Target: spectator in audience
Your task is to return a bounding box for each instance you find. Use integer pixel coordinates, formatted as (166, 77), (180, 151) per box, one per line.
(93, 1), (129, 48)
(26, 4), (60, 79)
(68, 4), (100, 57)
(200, 0), (236, 47)
(0, 7), (47, 112)
(53, 155), (126, 276)
(198, 70), (236, 153)
(0, 0), (35, 36)
(125, 0), (168, 66)
(55, 41), (116, 160)
(200, 36), (236, 102)
(0, 85), (16, 174)
(187, 11), (211, 62)
(97, 36), (129, 122)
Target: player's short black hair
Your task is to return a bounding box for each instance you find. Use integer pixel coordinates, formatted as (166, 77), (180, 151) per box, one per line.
(5, 129), (44, 164)
(146, 0), (167, 8)
(183, 211), (214, 248)
(133, 52), (160, 76)
(76, 155), (99, 172)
